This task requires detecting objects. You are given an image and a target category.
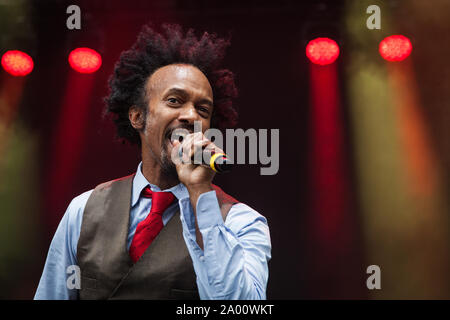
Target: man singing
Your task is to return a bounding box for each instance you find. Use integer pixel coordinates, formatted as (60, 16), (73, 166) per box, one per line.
(35, 23), (271, 300)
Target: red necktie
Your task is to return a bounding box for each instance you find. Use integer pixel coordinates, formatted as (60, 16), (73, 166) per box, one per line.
(129, 186), (175, 263)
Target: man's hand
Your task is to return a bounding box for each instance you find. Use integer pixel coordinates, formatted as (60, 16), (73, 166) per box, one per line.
(171, 132), (223, 189)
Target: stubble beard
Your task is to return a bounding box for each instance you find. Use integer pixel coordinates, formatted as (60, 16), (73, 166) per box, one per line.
(160, 144), (179, 182)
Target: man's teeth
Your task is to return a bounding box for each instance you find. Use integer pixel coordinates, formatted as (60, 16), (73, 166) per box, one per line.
(168, 136), (176, 145)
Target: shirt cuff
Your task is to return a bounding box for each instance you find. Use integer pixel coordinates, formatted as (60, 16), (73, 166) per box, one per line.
(178, 190), (225, 242)
(195, 190), (224, 230)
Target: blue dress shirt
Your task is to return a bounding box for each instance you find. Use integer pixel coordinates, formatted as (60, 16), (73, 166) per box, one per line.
(34, 162), (271, 300)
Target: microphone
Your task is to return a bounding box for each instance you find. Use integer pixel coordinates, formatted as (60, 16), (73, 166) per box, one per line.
(202, 150), (233, 173)
(178, 146), (233, 173)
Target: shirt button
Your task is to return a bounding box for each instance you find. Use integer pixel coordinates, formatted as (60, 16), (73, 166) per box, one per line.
(199, 256), (205, 262)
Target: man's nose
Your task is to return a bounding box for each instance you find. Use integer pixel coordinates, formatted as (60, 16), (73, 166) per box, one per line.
(178, 103), (199, 123)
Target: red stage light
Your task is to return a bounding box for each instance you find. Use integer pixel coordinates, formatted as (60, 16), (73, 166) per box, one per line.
(1, 50), (34, 76)
(306, 38), (340, 66)
(379, 35), (412, 62)
(68, 48), (102, 73)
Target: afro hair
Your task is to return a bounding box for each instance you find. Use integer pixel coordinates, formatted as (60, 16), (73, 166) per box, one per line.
(104, 23), (239, 146)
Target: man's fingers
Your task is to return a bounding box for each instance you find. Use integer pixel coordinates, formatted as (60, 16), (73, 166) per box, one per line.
(184, 139), (212, 162)
(181, 132), (207, 157)
(178, 132), (222, 165)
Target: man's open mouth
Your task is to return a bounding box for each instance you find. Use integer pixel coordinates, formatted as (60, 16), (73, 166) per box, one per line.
(165, 131), (177, 147)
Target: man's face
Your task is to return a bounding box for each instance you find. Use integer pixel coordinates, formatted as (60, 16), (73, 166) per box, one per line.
(140, 64), (214, 176)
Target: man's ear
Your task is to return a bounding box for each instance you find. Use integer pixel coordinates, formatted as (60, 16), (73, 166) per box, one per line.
(129, 105), (145, 130)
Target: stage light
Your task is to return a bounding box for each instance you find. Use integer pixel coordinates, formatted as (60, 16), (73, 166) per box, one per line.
(379, 35), (412, 62)
(1, 50), (34, 76)
(68, 47), (102, 73)
(306, 38), (340, 66)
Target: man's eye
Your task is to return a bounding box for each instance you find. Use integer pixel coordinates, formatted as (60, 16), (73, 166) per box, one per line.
(167, 97), (180, 104)
(197, 108), (210, 118)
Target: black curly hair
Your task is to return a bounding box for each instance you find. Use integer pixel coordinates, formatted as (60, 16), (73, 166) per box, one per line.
(104, 23), (239, 146)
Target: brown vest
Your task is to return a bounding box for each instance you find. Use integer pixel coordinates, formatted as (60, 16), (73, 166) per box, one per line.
(77, 174), (238, 300)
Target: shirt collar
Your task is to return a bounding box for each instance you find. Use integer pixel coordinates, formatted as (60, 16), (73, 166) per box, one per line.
(131, 162), (189, 207)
